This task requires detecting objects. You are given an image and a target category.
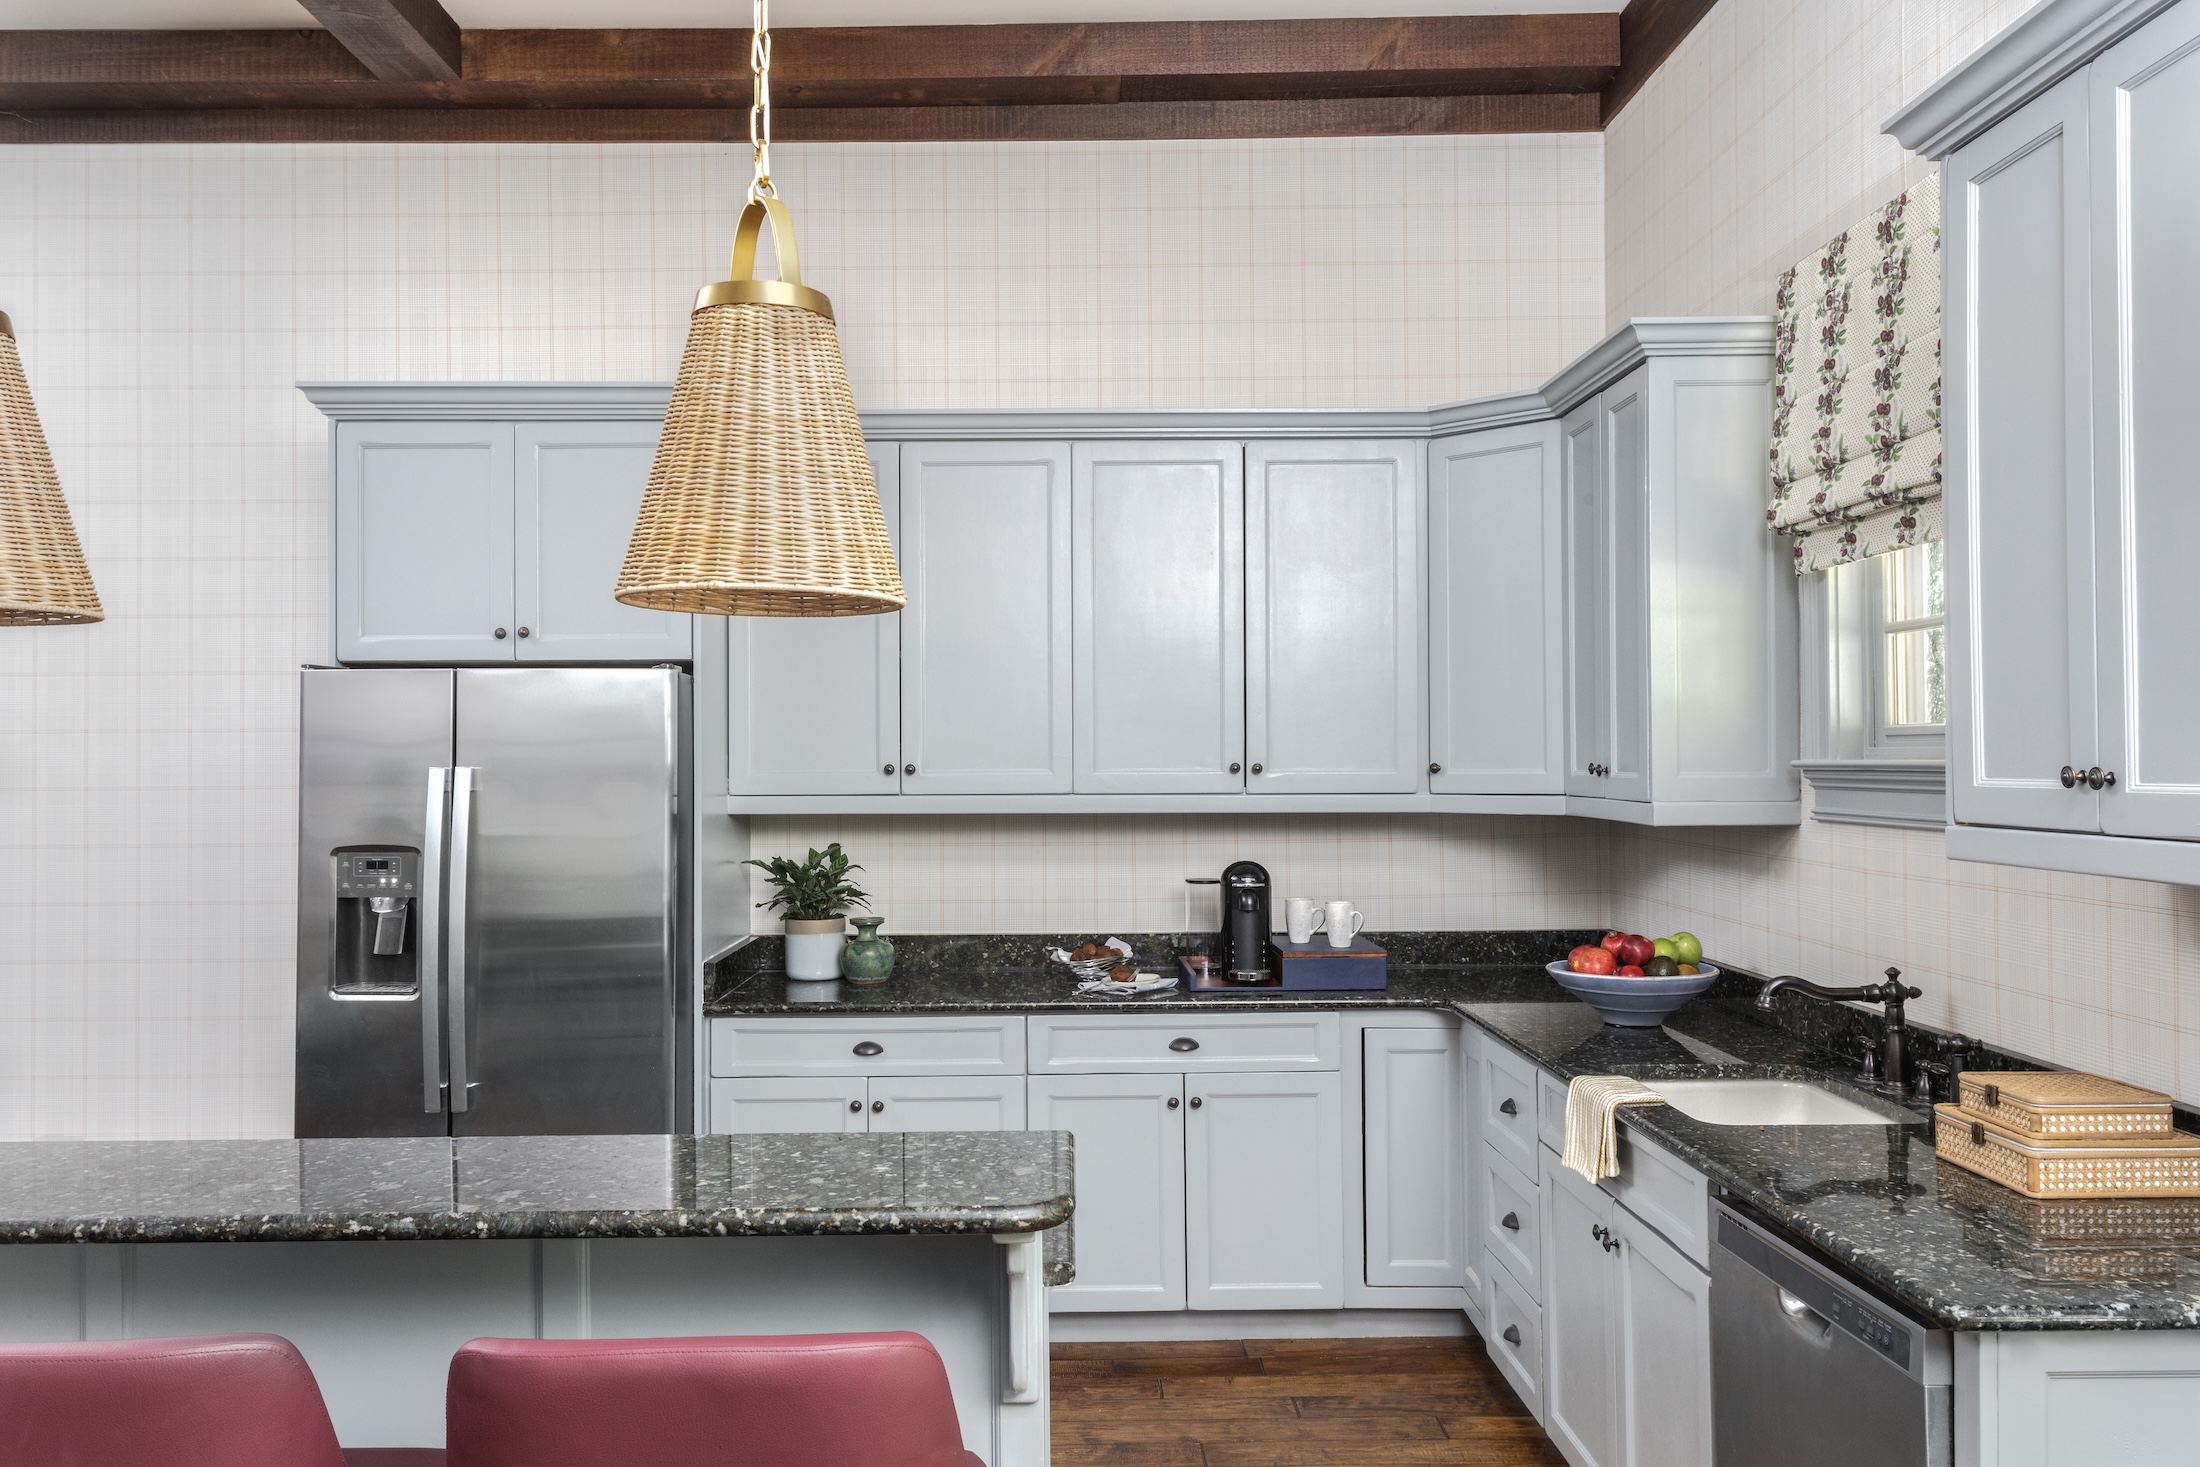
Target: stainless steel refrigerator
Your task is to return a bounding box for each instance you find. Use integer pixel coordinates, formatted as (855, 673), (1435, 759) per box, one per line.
(296, 667), (692, 1137)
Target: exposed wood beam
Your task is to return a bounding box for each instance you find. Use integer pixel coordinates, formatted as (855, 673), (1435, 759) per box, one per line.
(295, 0), (462, 84)
(0, 93), (1601, 145)
(1601, 0), (1720, 123)
(0, 16), (1618, 142)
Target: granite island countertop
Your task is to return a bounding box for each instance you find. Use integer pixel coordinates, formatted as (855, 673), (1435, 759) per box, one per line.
(0, 1131), (1074, 1284)
(711, 946), (2200, 1331)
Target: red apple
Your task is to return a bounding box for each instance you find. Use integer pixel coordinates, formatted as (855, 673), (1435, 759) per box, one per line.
(1617, 964), (1645, 977)
(1618, 933), (1655, 966)
(1569, 945), (1616, 975)
(1599, 930), (1627, 956)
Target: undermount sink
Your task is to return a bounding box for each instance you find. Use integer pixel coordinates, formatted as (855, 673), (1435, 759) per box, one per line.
(1645, 1078), (1899, 1126)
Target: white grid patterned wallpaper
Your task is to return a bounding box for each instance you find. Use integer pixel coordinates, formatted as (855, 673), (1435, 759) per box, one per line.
(0, 136), (1604, 1138)
(1603, 0), (2200, 1103)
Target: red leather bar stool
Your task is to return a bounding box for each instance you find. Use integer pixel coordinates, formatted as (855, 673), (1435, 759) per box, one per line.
(445, 1331), (986, 1467)
(0, 1333), (443, 1467)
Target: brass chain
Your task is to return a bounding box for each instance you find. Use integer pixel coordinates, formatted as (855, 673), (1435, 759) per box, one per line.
(748, 0), (775, 201)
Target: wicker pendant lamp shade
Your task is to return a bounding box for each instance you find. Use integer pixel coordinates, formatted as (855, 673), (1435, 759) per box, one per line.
(0, 312), (102, 626)
(615, 0), (903, 619)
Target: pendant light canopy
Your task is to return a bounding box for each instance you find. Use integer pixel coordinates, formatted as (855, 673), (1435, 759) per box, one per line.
(0, 312), (102, 626)
(616, 0), (904, 618)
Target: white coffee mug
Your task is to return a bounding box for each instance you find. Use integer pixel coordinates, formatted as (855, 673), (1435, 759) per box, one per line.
(1323, 900), (1364, 949)
(1284, 897), (1323, 945)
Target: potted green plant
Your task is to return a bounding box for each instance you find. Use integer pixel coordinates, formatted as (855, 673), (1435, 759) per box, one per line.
(743, 843), (871, 981)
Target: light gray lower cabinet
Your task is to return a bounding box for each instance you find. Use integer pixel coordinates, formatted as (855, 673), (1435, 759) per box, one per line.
(1556, 325), (1797, 825)
(334, 420), (514, 664)
(1072, 441), (1245, 793)
(1460, 1024), (1489, 1323)
(1184, 1070), (1346, 1310)
(1245, 440), (1423, 794)
(1544, 1152), (1624, 1467)
(899, 441), (1073, 794)
(1428, 421), (1566, 798)
(709, 1075), (869, 1134)
(1610, 1201), (1712, 1467)
(513, 421), (692, 663)
(1362, 1026), (1466, 1289)
(725, 444), (901, 796)
(867, 1073), (1026, 1132)
(1028, 1072), (1187, 1313)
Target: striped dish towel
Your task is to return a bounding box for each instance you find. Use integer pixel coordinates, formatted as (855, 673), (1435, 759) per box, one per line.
(1563, 1076), (1665, 1183)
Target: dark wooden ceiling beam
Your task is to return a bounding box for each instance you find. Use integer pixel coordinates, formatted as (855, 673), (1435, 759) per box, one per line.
(296, 0), (462, 84)
(0, 93), (1602, 145)
(1601, 0), (1719, 123)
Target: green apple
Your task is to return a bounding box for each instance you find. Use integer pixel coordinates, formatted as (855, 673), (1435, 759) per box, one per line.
(1651, 937), (1678, 961)
(1670, 931), (1703, 965)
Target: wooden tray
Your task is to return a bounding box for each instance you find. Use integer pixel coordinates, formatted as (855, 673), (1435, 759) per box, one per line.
(1955, 1070), (2173, 1139)
(1934, 1104), (2200, 1199)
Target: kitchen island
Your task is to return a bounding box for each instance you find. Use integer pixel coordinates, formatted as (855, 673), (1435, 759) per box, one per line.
(0, 1130), (1071, 1465)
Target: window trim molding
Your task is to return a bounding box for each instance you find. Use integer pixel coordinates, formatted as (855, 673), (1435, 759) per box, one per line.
(1793, 759), (1948, 829)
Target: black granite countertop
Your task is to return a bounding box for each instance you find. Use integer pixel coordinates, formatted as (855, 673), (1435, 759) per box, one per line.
(709, 935), (2200, 1330)
(0, 1132), (1074, 1284)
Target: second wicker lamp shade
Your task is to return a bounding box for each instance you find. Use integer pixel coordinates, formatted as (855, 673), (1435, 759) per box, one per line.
(0, 312), (102, 627)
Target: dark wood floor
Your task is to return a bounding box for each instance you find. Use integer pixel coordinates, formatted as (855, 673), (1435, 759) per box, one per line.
(1051, 1335), (1568, 1467)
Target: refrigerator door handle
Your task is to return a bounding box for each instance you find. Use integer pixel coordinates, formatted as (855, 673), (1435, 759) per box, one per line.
(447, 766), (478, 1114)
(419, 766), (450, 1114)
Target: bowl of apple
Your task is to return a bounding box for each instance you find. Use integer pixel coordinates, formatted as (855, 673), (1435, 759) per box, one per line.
(1545, 930), (1717, 1028)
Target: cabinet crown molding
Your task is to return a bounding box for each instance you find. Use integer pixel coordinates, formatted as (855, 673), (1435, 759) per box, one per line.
(1884, 0), (2181, 157)
(1534, 317), (1775, 418)
(300, 381), (674, 420)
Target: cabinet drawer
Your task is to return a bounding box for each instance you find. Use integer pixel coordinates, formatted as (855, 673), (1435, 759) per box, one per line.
(1601, 1122), (1710, 1268)
(1482, 1040), (1540, 1172)
(710, 1016), (1026, 1078)
(1538, 1068), (1569, 1154)
(1485, 1256), (1545, 1424)
(1481, 1142), (1542, 1302)
(1028, 1012), (1340, 1073)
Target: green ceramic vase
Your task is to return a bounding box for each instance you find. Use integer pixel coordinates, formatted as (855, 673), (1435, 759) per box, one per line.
(841, 917), (895, 985)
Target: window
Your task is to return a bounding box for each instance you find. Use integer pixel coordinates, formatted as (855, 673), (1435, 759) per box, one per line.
(1798, 544), (1946, 828)
(1876, 541), (1946, 737)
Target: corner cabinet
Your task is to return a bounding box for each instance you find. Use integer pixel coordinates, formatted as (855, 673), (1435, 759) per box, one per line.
(1553, 324), (1799, 826)
(1893, 0), (2200, 883)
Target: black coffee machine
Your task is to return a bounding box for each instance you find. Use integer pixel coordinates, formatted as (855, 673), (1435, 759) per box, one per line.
(1218, 860), (1272, 980)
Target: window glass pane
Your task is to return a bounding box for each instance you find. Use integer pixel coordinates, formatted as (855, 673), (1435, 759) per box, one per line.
(1885, 625), (1946, 727)
(1882, 540), (1944, 624)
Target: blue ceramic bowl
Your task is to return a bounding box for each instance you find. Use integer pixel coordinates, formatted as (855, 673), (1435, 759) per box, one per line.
(1543, 960), (1720, 1028)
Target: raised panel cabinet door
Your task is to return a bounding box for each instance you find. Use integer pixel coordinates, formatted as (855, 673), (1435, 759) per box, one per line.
(1185, 1070), (1345, 1310)
(334, 421), (514, 663)
(2092, 6), (2200, 840)
(513, 421), (693, 663)
(1362, 1027), (1465, 1288)
(1029, 1073), (1186, 1312)
(1600, 370), (1653, 804)
(1947, 78), (2100, 833)
(1562, 398), (1611, 797)
(726, 444), (901, 796)
(1428, 422), (1566, 795)
(709, 1076), (867, 1134)
(1245, 441), (1422, 793)
(1072, 441), (1246, 793)
(1613, 1204), (1712, 1467)
(900, 442), (1073, 794)
(867, 1074), (1026, 1132)
(1541, 1147), (1622, 1467)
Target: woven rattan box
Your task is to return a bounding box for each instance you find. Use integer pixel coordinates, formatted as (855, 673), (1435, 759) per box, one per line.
(1956, 1070), (2175, 1138)
(1934, 1103), (2200, 1199)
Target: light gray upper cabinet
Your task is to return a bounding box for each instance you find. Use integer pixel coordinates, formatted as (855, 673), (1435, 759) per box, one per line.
(1946, 79), (2099, 837)
(1554, 327), (1797, 824)
(899, 442), (1074, 795)
(1894, 0), (2200, 882)
(1072, 441), (1245, 793)
(1245, 441), (1423, 794)
(514, 421), (692, 663)
(334, 421), (514, 664)
(1428, 420), (1566, 801)
(330, 412), (691, 666)
(2090, 3), (2200, 842)
(726, 444), (901, 796)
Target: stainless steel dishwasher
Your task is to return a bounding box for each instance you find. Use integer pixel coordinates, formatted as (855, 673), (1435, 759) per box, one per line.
(1712, 1203), (1951, 1466)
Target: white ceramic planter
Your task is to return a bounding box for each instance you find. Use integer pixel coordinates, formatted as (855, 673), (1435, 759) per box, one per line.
(783, 918), (848, 981)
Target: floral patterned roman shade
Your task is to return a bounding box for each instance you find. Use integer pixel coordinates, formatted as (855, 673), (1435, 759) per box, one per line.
(1767, 174), (1941, 573)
